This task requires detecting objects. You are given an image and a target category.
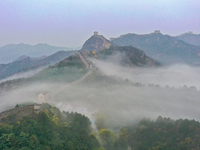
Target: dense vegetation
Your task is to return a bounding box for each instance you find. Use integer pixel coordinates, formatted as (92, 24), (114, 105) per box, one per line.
(0, 105), (100, 150)
(1, 103), (200, 150)
(116, 116), (200, 150)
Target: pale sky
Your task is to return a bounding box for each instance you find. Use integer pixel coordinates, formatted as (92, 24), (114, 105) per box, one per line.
(0, 0), (199, 47)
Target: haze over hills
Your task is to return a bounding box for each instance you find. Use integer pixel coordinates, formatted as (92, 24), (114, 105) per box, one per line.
(175, 32), (200, 47)
(0, 43), (73, 64)
(0, 51), (76, 80)
(111, 31), (200, 65)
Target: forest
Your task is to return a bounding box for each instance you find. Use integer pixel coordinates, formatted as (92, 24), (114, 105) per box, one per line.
(1, 105), (200, 150)
(0, 107), (100, 150)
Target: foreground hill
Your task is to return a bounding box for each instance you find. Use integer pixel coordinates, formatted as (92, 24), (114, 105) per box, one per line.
(111, 32), (200, 65)
(88, 46), (161, 67)
(0, 43), (72, 64)
(175, 32), (200, 47)
(0, 103), (100, 150)
(0, 51), (76, 80)
(1, 103), (200, 149)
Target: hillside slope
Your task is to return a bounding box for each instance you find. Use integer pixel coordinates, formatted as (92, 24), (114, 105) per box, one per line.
(111, 33), (200, 65)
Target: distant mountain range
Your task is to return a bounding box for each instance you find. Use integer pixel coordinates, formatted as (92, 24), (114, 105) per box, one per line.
(111, 32), (200, 65)
(0, 43), (73, 64)
(175, 33), (200, 47)
(0, 51), (76, 80)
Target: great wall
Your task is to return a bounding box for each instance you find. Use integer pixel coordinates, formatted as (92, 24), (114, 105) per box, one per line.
(0, 50), (95, 121)
(44, 51), (96, 99)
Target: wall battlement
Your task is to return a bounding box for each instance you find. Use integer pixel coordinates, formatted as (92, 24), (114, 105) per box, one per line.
(0, 104), (43, 122)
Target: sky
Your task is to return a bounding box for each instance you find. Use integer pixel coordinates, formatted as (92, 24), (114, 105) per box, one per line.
(0, 0), (200, 47)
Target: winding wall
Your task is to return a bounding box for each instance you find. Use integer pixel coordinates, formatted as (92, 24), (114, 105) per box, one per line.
(45, 51), (95, 99)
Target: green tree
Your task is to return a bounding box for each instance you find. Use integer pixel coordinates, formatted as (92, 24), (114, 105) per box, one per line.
(99, 129), (115, 150)
(95, 112), (106, 131)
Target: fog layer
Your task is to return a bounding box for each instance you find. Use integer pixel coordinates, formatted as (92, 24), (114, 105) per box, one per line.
(92, 59), (200, 90)
(1, 60), (200, 128)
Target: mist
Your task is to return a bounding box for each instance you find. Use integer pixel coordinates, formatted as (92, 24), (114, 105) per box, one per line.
(1, 59), (200, 129)
(0, 66), (48, 84)
(91, 59), (200, 90)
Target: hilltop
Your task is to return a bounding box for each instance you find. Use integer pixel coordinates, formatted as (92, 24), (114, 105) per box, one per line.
(81, 32), (112, 51)
(111, 32), (200, 65)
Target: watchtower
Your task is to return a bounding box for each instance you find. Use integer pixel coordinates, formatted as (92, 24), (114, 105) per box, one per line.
(154, 30), (161, 34)
(94, 31), (98, 36)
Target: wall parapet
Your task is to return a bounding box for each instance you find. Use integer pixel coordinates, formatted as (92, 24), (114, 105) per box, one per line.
(0, 103), (43, 121)
(78, 51), (91, 69)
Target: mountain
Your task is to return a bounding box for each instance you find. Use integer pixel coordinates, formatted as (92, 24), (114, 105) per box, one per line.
(81, 31), (112, 51)
(0, 51), (76, 80)
(175, 32), (200, 47)
(0, 43), (72, 64)
(89, 46), (161, 67)
(111, 32), (200, 65)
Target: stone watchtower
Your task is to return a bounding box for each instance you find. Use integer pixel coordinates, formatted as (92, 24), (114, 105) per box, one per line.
(94, 31), (98, 36)
(154, 30), (161, 34)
